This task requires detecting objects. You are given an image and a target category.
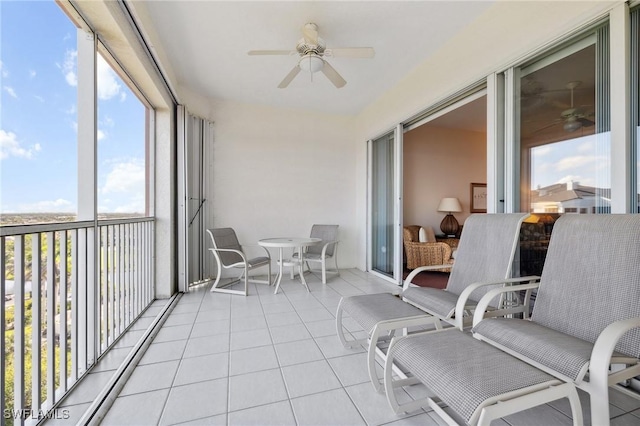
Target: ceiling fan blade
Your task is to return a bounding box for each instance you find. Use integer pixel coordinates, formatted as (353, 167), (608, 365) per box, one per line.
(248, 50), (295, 56)
(578, 117), (595, 127)
(320, 61), (346, 88)
(302, 23), (319, 45)
(324, 47), (375, 58)
(278, 65), (301, 88)
(533, 121), (561, 134)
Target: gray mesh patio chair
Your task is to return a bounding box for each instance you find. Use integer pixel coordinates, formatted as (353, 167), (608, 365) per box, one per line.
(385, 214), (640, 426)
(470, 214), (640, 425)
(291, 224), (339, 284)
(336, 213), (538, 392)
(206, 228), (271, 296)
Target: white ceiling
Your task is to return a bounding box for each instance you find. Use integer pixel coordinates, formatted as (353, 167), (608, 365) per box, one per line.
(138, 1), (495, 116)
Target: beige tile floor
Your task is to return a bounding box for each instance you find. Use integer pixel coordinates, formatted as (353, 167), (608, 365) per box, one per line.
(48, 269), (640, 425)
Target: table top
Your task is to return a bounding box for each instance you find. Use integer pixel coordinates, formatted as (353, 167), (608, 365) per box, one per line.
(258, 237), (321, 248)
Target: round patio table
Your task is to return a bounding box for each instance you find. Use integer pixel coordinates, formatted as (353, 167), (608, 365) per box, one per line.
(258, 237), (321, 294)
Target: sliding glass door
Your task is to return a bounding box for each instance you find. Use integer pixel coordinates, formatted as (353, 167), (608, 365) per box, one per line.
(368, 128), (402, 282)
(518, 28), (610, 218)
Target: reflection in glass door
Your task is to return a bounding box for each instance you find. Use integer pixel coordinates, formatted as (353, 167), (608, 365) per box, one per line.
(370, 132), (395, 277)
(519, 29), (610, 219)
(517, 27), (610, 277)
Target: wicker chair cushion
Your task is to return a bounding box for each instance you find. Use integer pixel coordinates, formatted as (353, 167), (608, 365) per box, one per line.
(392, 330), (555, 424)
(404, 241), (452, 271)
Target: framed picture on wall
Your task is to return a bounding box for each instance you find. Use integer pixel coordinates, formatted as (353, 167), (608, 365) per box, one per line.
(471, 183), (487, 213)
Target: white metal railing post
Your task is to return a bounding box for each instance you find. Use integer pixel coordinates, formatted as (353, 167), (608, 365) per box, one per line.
(31, 233), (42, 413)
(0, 239), (5, 418)
(108, 225), (115, 346)
(60, 230), (68, 394)
(14, 235), (25, 426)
(46, 231), (57, 407)
(77, 229), (87, 375)
(70, 230), (78, 384)
(87, 227), (96, 367)
(100, 227), (107, 351)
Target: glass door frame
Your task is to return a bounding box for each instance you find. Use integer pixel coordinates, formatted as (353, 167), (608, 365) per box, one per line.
(366, 124), (404, 285)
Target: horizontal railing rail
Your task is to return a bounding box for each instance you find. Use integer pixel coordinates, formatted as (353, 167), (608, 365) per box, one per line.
(1, 217), (155, 425)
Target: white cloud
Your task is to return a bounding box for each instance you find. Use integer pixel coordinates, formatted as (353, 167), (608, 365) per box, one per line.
(4, 86), (17, 99)
(532, 146), (552, 157)
(100, 159), (146, 213)
(16, 198), (74, 213)
(33, 95), (45, 103)
(66, 104), (77, 115)
(555, 155), (595, 172)
(102, 159), (145, 194)
(29, 70), (36, 78)
(558, 175), (582, 184)
(97, 55), (122, 100)
(0, 130), (40, 160)
(102, 116), (115, 127)
(60, 49), (77, 87)
(0, 61), (8, 78)
(97, 129), (106, 141)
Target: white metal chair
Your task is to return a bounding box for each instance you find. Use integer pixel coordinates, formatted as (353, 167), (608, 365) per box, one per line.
(206, 228), (271, 296)
(336, 213), (536, 392)
(385, 214), (640, 426)
(291, 224), (339, 284)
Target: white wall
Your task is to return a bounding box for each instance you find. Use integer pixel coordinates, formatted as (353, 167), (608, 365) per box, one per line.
(201, 98), (358, 273)
(403, 125), (486, 232)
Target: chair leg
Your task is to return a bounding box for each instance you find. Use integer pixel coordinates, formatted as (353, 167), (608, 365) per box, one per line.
(321, 258), (327, 284)
(243, 265), (249, 296)
(589, 388), (610, 426)
(335, 298), (367, 349)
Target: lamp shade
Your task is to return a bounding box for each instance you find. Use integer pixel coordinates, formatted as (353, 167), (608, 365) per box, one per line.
(437, 197), (463, 213)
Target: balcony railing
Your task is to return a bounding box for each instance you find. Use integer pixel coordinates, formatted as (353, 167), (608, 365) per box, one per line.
(1, 217), (155, 425)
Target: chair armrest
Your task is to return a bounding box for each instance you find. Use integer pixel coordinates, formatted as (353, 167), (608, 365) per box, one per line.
(210, 247), (249, 266)
(590, 317), (640, 390)
(470, 278), (541, 327)
(240, 244), (271, 259)
(320, 240), (339, 257)
(402, 263), (454, 290)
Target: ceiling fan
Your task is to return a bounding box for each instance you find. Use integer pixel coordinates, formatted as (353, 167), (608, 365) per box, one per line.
(534, 81), (595, 133)
(248, 23), (375, 89)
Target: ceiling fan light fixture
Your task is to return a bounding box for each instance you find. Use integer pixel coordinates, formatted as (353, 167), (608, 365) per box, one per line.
(563, 118), (582, 132)
(299, 54), (324, 73)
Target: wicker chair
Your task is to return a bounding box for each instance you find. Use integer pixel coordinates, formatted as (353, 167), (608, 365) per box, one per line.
(403, 225), (453, 271)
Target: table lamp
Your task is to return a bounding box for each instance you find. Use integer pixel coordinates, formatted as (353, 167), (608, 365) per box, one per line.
(437, 197), (463, 236)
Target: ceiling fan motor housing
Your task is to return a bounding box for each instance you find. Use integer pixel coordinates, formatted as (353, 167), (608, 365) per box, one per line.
(296, 38), (326, 56)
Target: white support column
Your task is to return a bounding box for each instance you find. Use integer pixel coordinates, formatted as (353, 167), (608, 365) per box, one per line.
(487, 73), (505, 214)
(76, 28), (98, 368)
(503, 68), (519, 213)
(76, 29), (97, 221)
(610, 3), (631, 213)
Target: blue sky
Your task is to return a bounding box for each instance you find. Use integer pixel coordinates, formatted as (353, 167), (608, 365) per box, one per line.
(531, 133), (611, 190)
(1, 0), (146, 215)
